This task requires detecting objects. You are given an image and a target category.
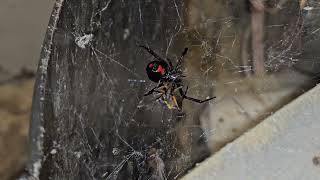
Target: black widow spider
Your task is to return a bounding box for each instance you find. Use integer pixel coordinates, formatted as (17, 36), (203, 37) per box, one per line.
(140, 45), (215, 109)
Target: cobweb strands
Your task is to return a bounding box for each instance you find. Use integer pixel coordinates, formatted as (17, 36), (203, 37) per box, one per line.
(23, 0), (202, 180)
(22, 0), (320, 180)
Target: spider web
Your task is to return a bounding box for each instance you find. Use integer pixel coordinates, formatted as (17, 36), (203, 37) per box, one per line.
(32, 0), (320, 180)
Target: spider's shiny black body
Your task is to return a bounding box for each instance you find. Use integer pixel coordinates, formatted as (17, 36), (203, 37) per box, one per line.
(140, 45), (215, 109)
(146, 60), (168, 82)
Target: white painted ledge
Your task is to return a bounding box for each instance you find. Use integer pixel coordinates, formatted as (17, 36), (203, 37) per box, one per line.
(182, 84), (320, 180)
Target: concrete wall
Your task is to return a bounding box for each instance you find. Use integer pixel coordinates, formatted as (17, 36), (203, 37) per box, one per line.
(0, 0), (54, 74)
(183, 84), (320, 180)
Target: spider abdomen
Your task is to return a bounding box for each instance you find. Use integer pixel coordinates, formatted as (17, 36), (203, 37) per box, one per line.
(146, 60), (169, 82)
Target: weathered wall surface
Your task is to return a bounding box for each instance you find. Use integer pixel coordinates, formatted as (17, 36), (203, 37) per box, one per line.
(183, 84), (320, 180)
(0, 0), (54, 74)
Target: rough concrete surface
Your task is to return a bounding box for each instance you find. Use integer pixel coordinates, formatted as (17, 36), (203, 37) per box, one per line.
(0, 0), (53, 179)
(0, 0), (54, 74)
(183, 84), (320, 180)
(200, 70), (312, 153)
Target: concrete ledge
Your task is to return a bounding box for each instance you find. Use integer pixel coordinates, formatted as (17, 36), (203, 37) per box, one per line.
(182, 84), (320, 180)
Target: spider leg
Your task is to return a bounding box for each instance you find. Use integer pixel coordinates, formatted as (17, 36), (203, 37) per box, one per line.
(170, 83), (175, 95)
(154, 90), (174, 109)
(181, 47), (188, 57)
(144, 82), (163, 96)
(139, 45), (173, 68)
(144, 87), (157, 96)
(154, 91), (165, 101)
(155, 87), (167, 100)
(139, 45), (163, 61)
(175, 48), (189, 68)
(179, 86), (215, 103)
(171, 95), (179, 109)
(166, 58), (174, 69)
